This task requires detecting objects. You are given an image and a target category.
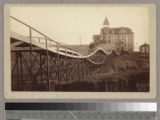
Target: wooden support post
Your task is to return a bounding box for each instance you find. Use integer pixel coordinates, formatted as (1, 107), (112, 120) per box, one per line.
(71, 52), (75, 81)
(50, 40), (51, 47)
(20, 52), (23, 90)
(40, 51), (43, 83)
(78, 58), (80, 81)
(65, 48), (68, 84)
(57, 44), (60, 86)
(46, 37), (49, 91)
(29, 28), (33, 90)
(16, 52), (20, 90)
(82, 58), (85, 81)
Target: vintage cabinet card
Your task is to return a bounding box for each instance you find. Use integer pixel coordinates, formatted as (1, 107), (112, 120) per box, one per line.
(4, 4), (156, 99)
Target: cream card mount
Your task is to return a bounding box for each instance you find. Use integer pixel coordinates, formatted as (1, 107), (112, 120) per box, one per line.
(4, 4), (156, 99)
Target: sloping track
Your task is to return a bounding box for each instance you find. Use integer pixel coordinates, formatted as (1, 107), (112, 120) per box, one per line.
(10, 16), (120, 65)
(10, 16), (121, 91)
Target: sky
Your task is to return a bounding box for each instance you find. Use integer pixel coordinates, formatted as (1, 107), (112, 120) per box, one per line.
(10, 5), (152, 51)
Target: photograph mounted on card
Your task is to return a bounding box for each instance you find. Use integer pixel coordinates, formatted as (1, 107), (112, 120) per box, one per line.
(4, 4), (156, 99)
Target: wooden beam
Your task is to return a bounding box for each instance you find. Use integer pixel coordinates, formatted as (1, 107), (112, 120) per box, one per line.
(11, 47), (42, 51)
(11, 41), (24, 48)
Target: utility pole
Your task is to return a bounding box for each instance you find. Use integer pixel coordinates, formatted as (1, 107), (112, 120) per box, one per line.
(79, 35), (82, 46)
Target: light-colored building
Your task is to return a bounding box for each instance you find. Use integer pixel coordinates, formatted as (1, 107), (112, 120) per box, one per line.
(140, 43), (149, 54)
(91, 17), (134, 52)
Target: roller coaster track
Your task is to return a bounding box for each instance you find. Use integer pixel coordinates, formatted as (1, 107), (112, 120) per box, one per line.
(10, 16), (121, 91)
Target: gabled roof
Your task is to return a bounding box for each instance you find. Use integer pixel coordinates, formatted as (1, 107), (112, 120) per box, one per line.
(140, 43), (149, 47)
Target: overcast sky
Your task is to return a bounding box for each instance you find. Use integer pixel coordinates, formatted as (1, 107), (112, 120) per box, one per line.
(10, 5), (152, 51)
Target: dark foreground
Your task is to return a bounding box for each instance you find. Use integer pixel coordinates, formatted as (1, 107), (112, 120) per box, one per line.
(54, 52), (149, 92)
(54, 70), (149, 92)
(12, 52), (149, 92)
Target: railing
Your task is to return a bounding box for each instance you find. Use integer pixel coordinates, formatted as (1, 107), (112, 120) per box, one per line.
(10, 16), (78, 55)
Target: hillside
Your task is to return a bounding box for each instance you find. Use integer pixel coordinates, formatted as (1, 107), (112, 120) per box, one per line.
(55, 52), (149, 92)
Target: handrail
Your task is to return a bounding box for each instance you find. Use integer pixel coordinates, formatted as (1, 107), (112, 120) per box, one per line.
(10, 16), (78, 52)
(31, 36), (75, 50)
(10, 16), (121, 65)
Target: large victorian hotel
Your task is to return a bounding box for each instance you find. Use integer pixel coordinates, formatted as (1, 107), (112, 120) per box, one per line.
(91, 17), (134, 53)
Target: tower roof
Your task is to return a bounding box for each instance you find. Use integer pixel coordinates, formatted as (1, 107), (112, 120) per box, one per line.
(103, 17), (109, 25)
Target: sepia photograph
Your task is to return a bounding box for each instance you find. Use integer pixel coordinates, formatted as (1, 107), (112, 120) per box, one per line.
(4, 4), (156, 99)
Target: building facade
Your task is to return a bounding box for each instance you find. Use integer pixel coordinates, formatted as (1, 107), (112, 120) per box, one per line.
(140, 43), (149, 54)
(91, 17), (134, 53)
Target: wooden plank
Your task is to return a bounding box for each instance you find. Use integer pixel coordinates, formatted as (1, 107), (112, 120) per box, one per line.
(11, 41), (24, 48)
(11, 47), (42, 51)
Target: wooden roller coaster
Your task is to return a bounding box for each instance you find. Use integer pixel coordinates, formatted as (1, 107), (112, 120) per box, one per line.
(10, 16), (121, 91)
